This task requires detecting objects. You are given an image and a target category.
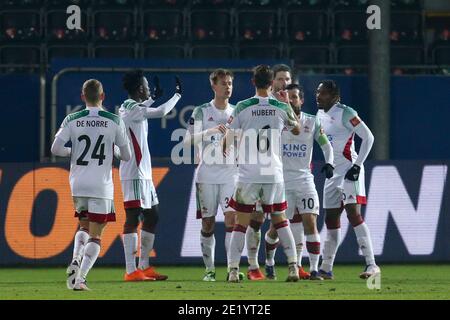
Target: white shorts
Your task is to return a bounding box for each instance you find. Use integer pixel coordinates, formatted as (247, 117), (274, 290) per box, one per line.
(229, 182), (287, 214)
(196, 182), (236, 219)
(323, 165), (367, 209)
(285, 182), (320, 219)
(121, 179), (159, 210)
(73, 197), (116, 223)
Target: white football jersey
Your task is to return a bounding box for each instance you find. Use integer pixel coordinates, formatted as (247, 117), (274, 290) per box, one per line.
(187, 100), (238, 184)
(282, 112), (328, 189)
(317, 103), (360, 170)
(227, 95), (298, 183)
(55, 107), (129, 199)
(117, 99), (154, 181)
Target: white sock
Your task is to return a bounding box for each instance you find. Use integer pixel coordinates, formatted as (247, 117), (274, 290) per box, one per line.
(354, 222), (376, 266)
(306, 233), (321, 272)
(228, 226), (246, 270)
(200, 233), (216, 272)
(320, 228), (341, 272)
(72, 229), (89, 262)
(275, 222), (298, 265)
(225, 227), (233, 259)
(246, 226), (261, 270)
(264, 232), (279, 267)
(78, 239), (100, 280)
(123, 233), (138, 274)
(289, 222), (304, 267)
(138, 230), (155, 270)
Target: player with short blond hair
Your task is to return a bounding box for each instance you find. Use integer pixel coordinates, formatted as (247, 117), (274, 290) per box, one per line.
(52, 79), (131, 291)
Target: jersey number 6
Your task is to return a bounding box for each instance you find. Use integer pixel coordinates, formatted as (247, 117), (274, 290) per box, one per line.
(257, 125), (271, 152)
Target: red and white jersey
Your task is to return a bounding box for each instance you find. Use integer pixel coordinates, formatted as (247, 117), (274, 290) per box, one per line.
(282, 112), (328, 187)
(55, 107), (129, 199)
(227, 95), (298, 184)
(118, 99), (154, 180)
(187, 100), (238, 184)
(317, 103), (360, 170)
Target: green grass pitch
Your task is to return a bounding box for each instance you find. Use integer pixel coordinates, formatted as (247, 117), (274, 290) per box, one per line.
(1, 264), (449, 300)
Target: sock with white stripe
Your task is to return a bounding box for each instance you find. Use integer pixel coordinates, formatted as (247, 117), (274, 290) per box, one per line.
(138, 230), (155, 270)
(78, 239), (101, 280)
(354, 222), (376, 266)
(289, 222), (304, 267)
(275, 221), (297, 265)
(306, 233), (321, 272)
(200, 232), (216, 272)
(246, 226), (261, 270)
(228, 225), (246, 270)
(72, 228), (89, 263)
(123, 233), (138, 274)
(320, 228), (341, 272)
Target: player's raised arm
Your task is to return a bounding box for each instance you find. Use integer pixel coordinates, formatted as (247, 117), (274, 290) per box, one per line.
(282, 102), (301, 135)
(140, 76), (182, 119)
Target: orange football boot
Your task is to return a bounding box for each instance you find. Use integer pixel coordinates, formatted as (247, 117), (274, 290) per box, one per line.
(142, 266), (168, 281)
(247, 268), (266, 280)
(124, 269), (155, 281)
(298, 266), (311, 280)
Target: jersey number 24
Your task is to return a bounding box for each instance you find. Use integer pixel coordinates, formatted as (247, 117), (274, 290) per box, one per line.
(76, 135), (106, 166)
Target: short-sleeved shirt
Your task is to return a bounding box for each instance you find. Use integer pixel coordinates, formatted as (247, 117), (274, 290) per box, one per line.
(118, 99), (153, 181)
(187, 101), (238, 184)
(282, 112), (329, 189)
(317, 103), (360, 168)
(227, 95), (299, 183)
(55, 107), (129, 199)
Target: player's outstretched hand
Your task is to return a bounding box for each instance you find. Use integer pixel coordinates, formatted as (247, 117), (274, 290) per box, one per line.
(175, 76), (182, 95)
(321, 163), (334, 179)
(345, 164), (361, 181)
(151, 76), (164, 100)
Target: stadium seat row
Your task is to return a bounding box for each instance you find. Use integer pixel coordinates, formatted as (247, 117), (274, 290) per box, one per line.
(1, 8), (436, 44)
(1, 42), (449, 67)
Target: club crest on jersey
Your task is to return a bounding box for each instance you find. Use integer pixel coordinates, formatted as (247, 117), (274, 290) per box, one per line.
(227, 116), (234, 124)
(304, 126), (310, 133)
(208, 116), (214, 121)
(350, 116), (361, 127)
(189, 117), (195, 125)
